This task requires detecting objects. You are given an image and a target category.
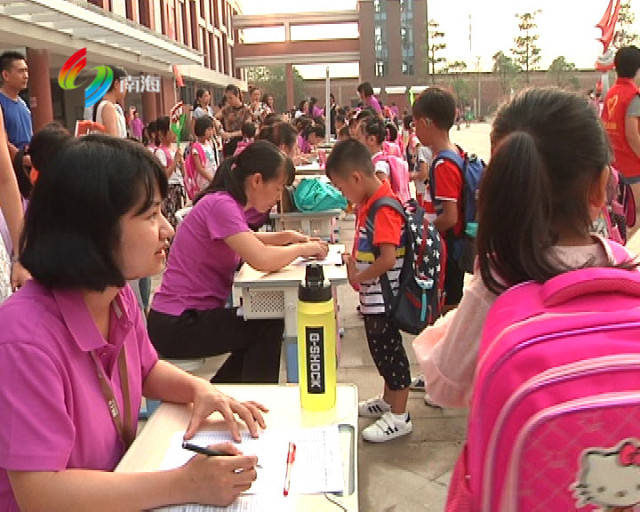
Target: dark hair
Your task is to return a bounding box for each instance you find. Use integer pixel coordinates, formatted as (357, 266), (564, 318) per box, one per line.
(336, 114), (346, 125)
(241, 121), (256, 138)
(298, 99), (308, 111)
(225, 84), (241, 99)
(614, 46), (640, 78)
(92, 65), (127, 121)
(309, 124), (325, 139)
(257, 120), (297, 152)
(155, 116), (170, 146)
(403, 114), (413, 130)
(309, 97), (318, 111)
(338, 126), (350, 139)
(107, 66), (128, 92)
(385, 122), (398, 142)
(28, 122), (71, 180)
(361, 117), (386, 144)
(412, 87), (456, 130)
(478, 87), (614, 295)
(194, 115), (213, 137)
(325, 139), (374, 178)
(356, 108), (375, 122)
(12, 149), (31, 199)
(262, 113), (282, 126)
(357, 81), (374, 97)
(194, 88), (209, 109)
(195, 140), (285, 205)
(0, 51), (26, 75)
(262, 93), (274, 105)
(284, 157), (295, 186)
(20, 135), (168, 291)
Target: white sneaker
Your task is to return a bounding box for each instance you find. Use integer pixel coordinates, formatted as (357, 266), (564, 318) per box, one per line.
(362, 412), (413, 443)
(358, 396), (392, 418)
(424, 393), (442, 408)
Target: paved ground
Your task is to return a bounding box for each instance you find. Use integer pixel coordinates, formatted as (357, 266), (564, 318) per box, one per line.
(145, 123), (495, 511)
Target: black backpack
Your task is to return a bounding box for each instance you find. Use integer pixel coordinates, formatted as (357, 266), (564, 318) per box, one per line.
(365, 197), (446, 334)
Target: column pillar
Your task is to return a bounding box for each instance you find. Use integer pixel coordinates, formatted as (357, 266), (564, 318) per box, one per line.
(160, 76), (177, 114)
(142, 91), (157, 124)
(26, 48), (53, 132)
(285, 64), (294, 111)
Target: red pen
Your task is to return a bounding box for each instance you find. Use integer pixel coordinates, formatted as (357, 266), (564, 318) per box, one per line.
(283, 442), (296, 496)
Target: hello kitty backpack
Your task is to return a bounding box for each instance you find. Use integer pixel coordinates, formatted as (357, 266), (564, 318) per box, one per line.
(446, 241), (640, 512)
(372, 153), (411, 204)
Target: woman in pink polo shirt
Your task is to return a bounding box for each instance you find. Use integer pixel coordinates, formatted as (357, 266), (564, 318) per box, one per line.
(148, 140), (328, 383)
(0, 136), (267, 510)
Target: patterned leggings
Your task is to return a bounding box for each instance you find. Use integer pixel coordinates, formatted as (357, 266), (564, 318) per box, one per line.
(364, 314), (411, 390)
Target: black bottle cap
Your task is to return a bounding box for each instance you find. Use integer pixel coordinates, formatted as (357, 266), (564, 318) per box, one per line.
(298, 264), (332, 302)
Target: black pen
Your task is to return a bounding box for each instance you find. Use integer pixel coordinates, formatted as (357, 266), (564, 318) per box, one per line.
(182, 441), (262, 468)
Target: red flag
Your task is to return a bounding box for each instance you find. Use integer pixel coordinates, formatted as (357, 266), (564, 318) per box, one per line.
(173, 65), (184, 88)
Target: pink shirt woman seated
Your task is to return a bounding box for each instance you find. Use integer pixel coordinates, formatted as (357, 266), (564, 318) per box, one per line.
(0, 136), (266, 511)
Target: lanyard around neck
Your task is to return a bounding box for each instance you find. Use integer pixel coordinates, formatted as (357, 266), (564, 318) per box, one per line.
(90, 347), (135, 450)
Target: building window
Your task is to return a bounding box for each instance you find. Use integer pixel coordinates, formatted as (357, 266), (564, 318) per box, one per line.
(181, 1), (189, 45)
(375, 61), (385, 77)
(211, 0), (219, 27)
(138, 0), (150, 27)
(402, 62), (414, 75)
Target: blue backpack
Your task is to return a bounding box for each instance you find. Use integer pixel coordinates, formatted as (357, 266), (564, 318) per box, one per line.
(365, 197), (446, 334)
(429, 147), (485, 273)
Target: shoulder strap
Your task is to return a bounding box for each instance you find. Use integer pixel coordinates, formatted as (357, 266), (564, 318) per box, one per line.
(434, 149), (465, 170)
(365, 197), (406, 246)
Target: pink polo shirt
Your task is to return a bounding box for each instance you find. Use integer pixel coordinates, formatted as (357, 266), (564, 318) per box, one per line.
(151, 191), (250, 315)
(0, 281), (158, 511)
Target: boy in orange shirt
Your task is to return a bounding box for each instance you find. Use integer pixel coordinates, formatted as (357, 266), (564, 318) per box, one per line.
(326, 139), (412, 442)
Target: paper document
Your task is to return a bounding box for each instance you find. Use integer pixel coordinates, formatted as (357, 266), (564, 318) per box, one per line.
(292, 244), (343, 267)
(154, 495), (293, 512)
(159, 426), (344, 496)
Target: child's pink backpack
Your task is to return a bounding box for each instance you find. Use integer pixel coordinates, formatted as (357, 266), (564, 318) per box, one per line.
(382, 140), (403, 159)
(447, 241), (640, 512)
(372, 153), (411, 204)
(183, 142), (206, 201)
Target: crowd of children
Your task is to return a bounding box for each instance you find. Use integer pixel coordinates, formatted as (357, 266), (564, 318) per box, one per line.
(3, 47), (640, 510)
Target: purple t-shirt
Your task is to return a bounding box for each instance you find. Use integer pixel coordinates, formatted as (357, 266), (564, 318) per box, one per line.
(0, 281), (158, 511)
(152, 191), (250, 315)
(298, 134), (311, 154)
(366, 95), (383, 114)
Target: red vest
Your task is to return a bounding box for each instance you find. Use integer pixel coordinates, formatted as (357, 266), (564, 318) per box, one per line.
(602, 77), (640, 178)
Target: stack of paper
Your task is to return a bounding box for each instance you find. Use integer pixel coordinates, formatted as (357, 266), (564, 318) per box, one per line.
(155, 425), (344, 511)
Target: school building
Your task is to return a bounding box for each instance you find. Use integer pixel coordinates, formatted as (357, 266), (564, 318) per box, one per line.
(0, 0), (246, 132)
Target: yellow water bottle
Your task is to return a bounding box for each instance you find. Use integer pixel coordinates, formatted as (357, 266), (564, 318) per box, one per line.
(298, 264), (337, 411)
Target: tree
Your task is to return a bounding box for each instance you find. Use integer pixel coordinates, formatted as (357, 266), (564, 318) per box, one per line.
(512, 10), (542, 83)
(444, 60), (471, 105)
(615, 1), (640, 48)
(246, 65), (305, 111)
(548, 56), (578, 89)
(492, 51), (519, 96)
(427, 19), (447, 82)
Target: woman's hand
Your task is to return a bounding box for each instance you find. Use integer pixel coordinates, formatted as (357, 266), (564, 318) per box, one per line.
(300, 240), (329, 259)
(180, 442), (258, 507)
(184, 384), (268, 442)
(11, 260), (30, 291)
(285, 230), (310, 244)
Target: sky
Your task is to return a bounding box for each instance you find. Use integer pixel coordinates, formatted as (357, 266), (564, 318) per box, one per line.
(239, 0), (640, 79)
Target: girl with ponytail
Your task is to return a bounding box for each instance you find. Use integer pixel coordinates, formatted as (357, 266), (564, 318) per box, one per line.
(148, 140), (328, 383)
(413, 87), (633, 409)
